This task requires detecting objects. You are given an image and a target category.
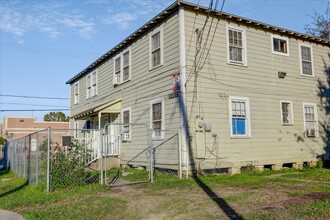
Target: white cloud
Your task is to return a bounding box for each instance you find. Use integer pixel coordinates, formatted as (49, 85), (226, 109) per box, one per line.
(101, 0), (172, 29)
(0, 6), (26, 37)
(0, 1), (95, 40)
(103, 12), (137, 29)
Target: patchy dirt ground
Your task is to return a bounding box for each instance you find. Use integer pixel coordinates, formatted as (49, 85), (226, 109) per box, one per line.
(105, 177), (330, 219)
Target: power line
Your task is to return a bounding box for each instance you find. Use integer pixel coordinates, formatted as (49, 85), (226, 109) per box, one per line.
(0, 109), (69, 112)
(0, 94), (69, 100)
(0, 102), (68, 108)
(1, 41), (100, 59)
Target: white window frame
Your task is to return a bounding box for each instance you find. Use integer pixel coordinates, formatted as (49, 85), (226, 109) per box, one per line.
(149, 26), (164, 70)
(150, 97), (165, 139)
(271, 34), (290, 56)
(299, 42), (314, 77)
(86, 70), (97, 99)
(229, 96), (251, 138)
(113, 47), (132, 85)
(303, 102), (319, 137)
(74, 120), (78, 138)
(74, 82), (79, 104)
(121, 107), (131, 141)
(226, 24), (247, 66)
(280, 100), (294, 125)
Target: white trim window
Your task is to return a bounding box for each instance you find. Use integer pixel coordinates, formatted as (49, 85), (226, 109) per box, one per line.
(272, 35), (289, 56)
(226, 24), (247, 65)
(299, 43), (314, 77)
(113, 47), (131, 85)
(86, 70), (97, 99)
(150, 98), (165, 139)
(122, 107), (131, 141)
(74, 82), (79, 104)
(229, 97), (251, 137)
(303, 103), (319, 137)
(280, 101), (293, 125)
(114, 56), (121, 84)
(149, 26), (163, 69)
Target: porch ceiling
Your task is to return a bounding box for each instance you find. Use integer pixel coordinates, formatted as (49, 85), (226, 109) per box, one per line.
(72, 98), (122, 120)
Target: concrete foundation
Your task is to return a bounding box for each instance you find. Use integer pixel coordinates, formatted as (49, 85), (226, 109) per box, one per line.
(292, 162), (303, 169)
(254, 165), (264, 172)
(271, 164), (283, 170)
(89, 157), (120, 170)
(228, 167), (241, 175)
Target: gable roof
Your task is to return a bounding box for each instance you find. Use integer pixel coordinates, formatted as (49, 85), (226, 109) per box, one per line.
(66, 0), (330, 85)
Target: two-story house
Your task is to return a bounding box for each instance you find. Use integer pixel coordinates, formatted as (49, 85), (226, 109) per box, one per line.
(66, 1), (330, 173)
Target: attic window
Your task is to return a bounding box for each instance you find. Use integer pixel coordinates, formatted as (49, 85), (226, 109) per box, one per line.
(273, 38), (287, 53)
(272, 35), (289, 56)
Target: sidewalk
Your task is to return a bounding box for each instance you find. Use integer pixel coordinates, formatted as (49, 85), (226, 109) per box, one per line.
(0, 209), (26, 220)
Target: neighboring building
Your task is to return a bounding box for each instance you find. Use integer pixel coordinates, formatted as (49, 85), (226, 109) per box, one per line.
(66, 1), (330, 172)
(0, 117), (69, 141)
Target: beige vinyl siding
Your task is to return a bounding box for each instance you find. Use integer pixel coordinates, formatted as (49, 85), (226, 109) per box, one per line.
(70, 11), (182, 163)
(184, 9), (329, 168)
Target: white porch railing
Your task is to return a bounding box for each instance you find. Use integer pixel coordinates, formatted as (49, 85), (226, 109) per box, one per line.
(103, 134), (120, 156)
(74, 130), (120, 165)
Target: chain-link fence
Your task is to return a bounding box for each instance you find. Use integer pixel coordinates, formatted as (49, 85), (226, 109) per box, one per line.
(102, 123), (152, 186)
(7, 129), (53, 186)
(6, 125), (185, 191)
(153, 130), (182, 179)
(49, 129), (101, 191)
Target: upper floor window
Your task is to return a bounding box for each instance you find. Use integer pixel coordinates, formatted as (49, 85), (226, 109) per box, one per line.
(299, 43), (314, 77)
(113, 48), (131, 85)
(303, 103), (318, 137)
(226, 25), (247, 65)
(74, 82), (79, 104)
(280, 101), (293, 125)
(150, 98), (165, 139)
(229, 96), (251, 137)
(86, 70), (97, 99)
(122, 107), (131, 141)
(272, 35), (289, 56)
(149, 26), (163, 69)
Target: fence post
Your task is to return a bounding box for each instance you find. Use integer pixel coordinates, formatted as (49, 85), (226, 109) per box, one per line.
(149, 128), (154, 182)
(100, 129), (104, 184)
(46, 127), (51, 193)
(36, 132), (39, 185)
(3, 142), (7, 169)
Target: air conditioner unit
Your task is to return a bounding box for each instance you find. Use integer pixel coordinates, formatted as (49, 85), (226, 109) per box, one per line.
(113, 77), (120, 85)
(306, 128), (316, 137)
(122, 133), (130, 141)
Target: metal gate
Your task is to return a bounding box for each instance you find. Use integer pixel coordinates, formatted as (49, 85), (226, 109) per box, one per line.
(101, 123), (152, 186)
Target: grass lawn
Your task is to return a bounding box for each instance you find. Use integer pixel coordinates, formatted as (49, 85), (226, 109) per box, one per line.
(0, 168), (330, 219)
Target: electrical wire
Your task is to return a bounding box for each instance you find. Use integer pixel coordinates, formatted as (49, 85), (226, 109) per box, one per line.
(0, 102), (68, 108)
(1, 41), (100, 59)
(0, 109), (69, 112)
(0, 94), (69, 100)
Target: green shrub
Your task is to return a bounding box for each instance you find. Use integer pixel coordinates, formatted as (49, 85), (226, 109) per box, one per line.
(39, 139), (95, 191)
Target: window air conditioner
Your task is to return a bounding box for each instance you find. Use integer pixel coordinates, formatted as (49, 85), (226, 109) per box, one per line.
(306, 128), (316, 137)
(122, 133), (130, 141)
(113, 77), (120, 85)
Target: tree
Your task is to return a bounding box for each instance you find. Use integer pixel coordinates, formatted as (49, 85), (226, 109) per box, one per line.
(0, 137), (6, 146)
(43, 112), (69, 122)
(304, 3), (330, 40)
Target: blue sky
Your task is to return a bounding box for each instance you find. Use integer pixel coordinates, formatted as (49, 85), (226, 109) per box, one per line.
(0, 0), (327, 122)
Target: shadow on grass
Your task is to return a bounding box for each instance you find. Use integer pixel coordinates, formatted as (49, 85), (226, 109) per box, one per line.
(0, 168), (28, 198)
(178, 92), (243, 219)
